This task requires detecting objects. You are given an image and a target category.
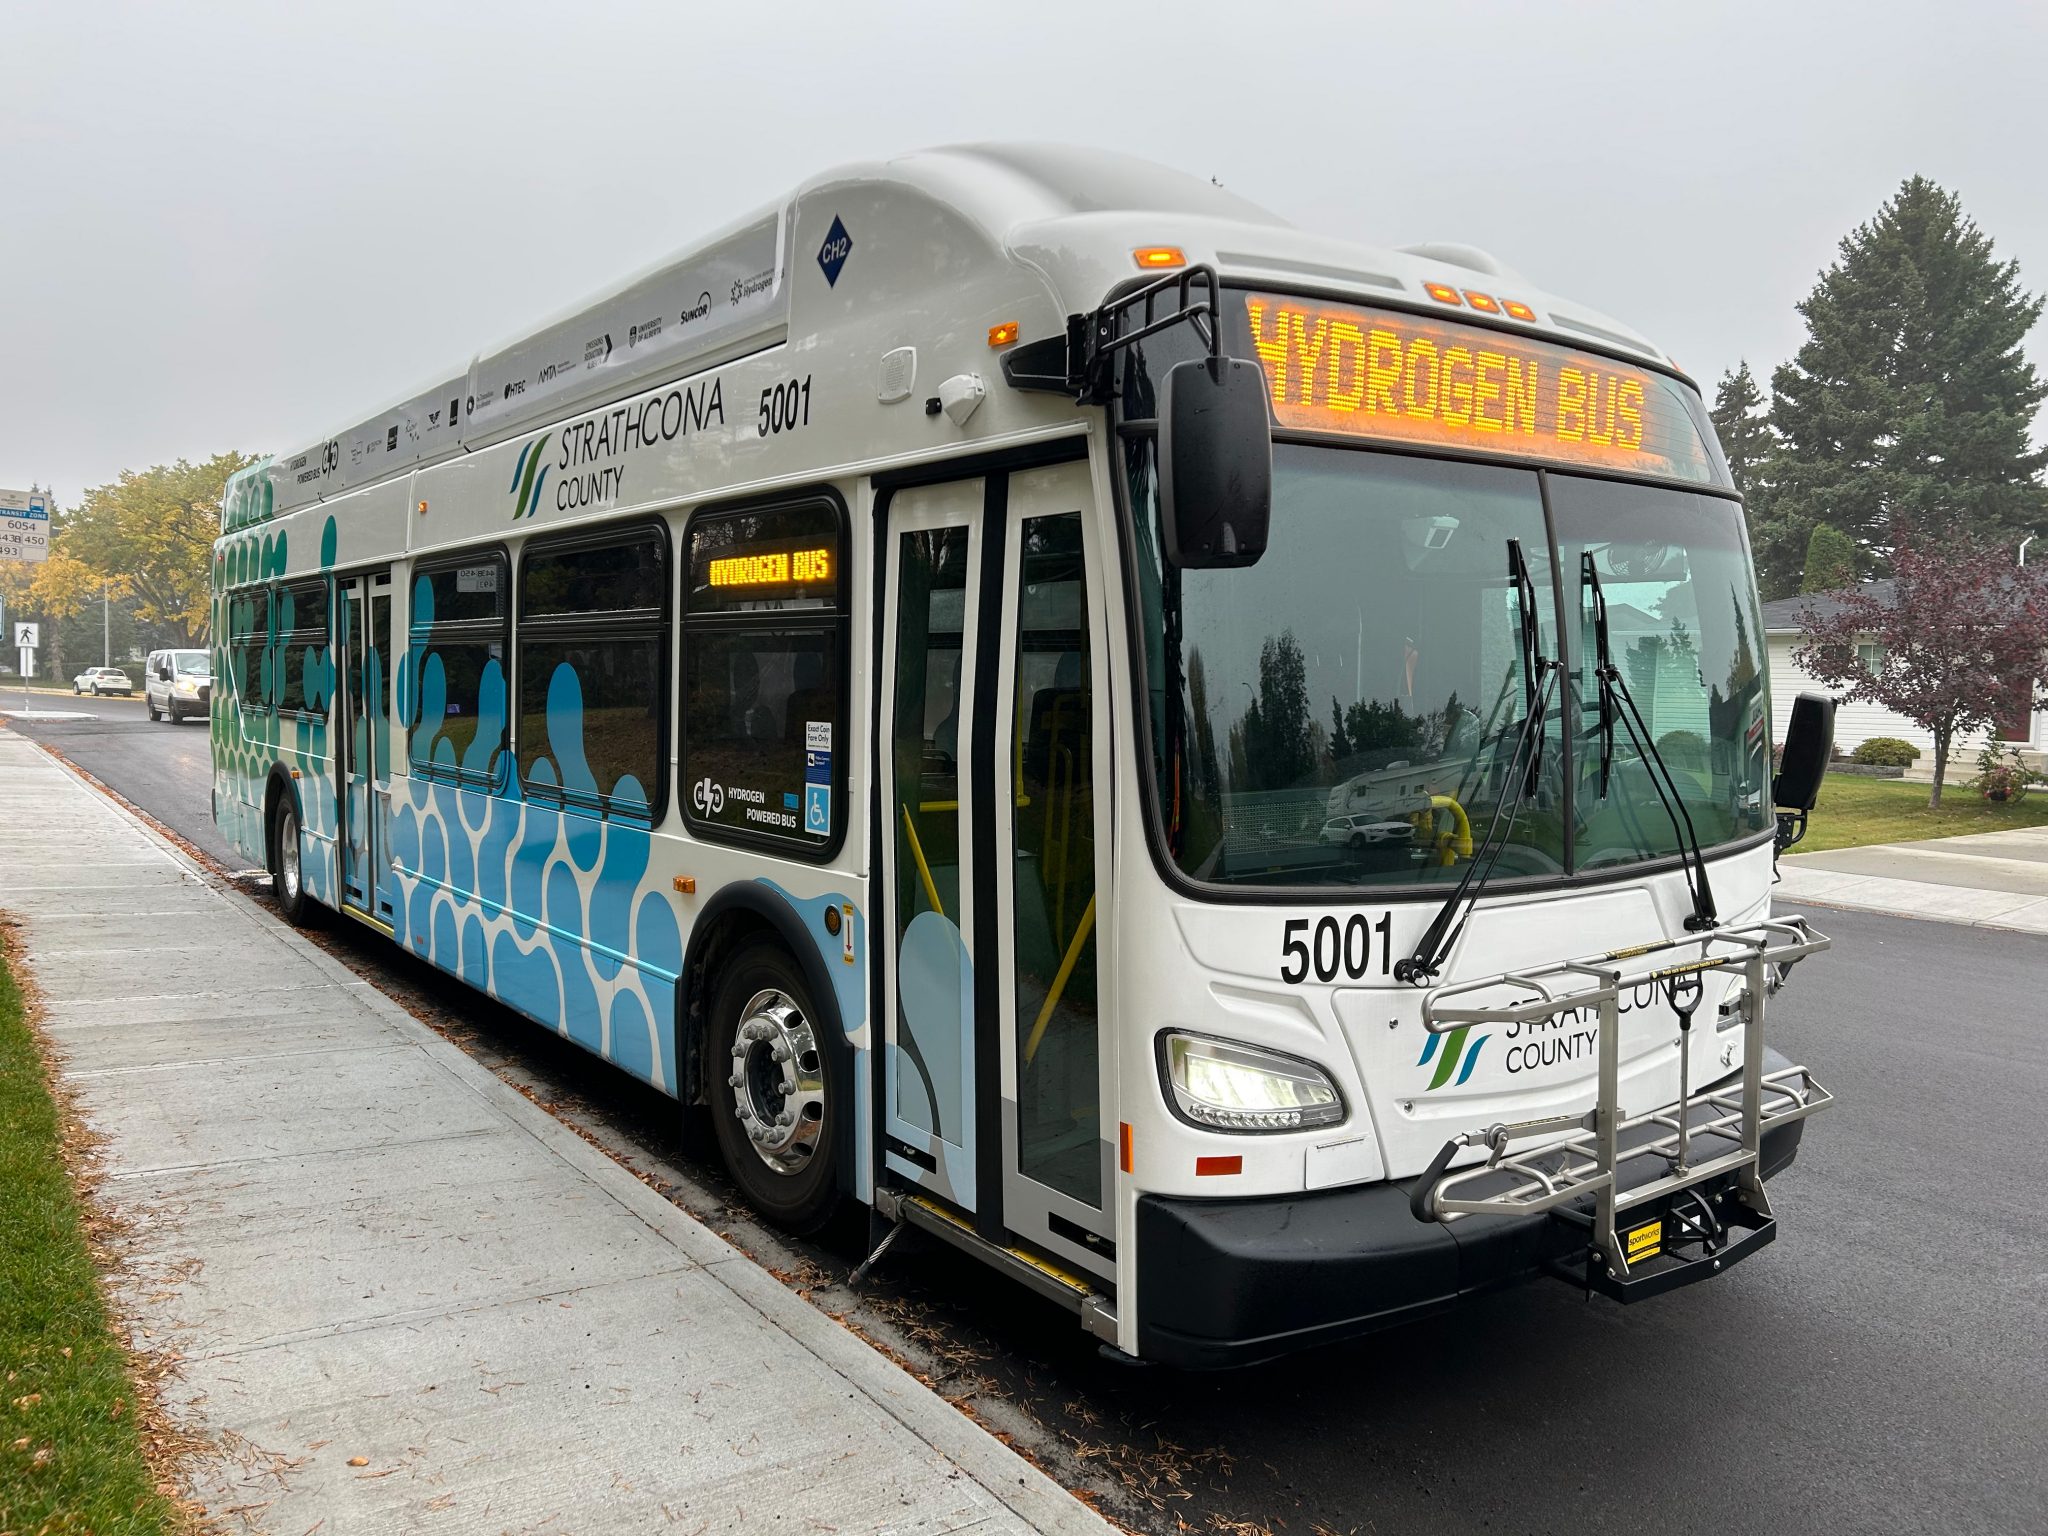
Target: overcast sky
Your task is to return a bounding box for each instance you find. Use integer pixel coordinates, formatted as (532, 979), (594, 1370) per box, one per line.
(4, 0), (2045, 505)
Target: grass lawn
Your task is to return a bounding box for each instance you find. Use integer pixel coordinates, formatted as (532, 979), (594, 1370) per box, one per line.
(1795, 772), (2048, 853)
(0, 932), (181, 1534)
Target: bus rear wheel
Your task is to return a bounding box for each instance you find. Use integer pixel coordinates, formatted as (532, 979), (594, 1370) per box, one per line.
(708, 943), (840, 1233)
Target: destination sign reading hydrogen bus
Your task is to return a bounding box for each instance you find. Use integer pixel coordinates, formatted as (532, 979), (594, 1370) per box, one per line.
(1239, 293), (1717, 484)
(708, 546), (832, 589)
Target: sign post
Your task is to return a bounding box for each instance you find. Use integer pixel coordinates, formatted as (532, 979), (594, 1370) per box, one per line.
(2, 490), (51, 713)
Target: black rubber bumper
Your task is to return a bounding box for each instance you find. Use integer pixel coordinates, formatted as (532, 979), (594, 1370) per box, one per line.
(1135, 1050), (1811, 1369)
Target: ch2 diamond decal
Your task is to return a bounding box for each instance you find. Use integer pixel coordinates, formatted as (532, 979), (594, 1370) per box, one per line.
(816, 215), (852, 288)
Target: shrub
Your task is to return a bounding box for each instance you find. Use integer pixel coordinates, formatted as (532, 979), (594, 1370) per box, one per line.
(1851, 737), (1920, 767)
(1974, 742), (2044, 804)
(1656, 730), (1708, 770)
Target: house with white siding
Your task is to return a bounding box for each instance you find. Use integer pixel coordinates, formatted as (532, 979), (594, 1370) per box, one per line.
(1761, 582), (2046, 774)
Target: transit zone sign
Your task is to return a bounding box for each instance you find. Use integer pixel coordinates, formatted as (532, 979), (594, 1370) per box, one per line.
(0, 489), (50, 563)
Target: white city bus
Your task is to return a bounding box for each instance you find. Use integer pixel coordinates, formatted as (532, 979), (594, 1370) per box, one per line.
(212, 144), (1836, 1367)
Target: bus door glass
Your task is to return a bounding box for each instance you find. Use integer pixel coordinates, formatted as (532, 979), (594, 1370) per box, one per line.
(879, 481), (984, 1210)
(994, 461), (1112, 1269)
(338, 569), (395, 922)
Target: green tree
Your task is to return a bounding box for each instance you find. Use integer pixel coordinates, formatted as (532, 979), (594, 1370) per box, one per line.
(1799, 523), (1860, 594)
(1243, 631), (1313, 790)
(1710, 361), (1775, 503)
(1763, 177), (2047, 592)
(59, 453), (257, 645)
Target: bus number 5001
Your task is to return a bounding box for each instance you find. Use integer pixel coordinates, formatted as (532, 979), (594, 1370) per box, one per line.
(1281, 914), (1391, 983)
(757, 375), (813, 437)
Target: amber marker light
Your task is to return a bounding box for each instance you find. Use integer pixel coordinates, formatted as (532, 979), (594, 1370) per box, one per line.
(417, 499), (429, 515)
(1133, 246), (1186, 269)
(987, 321), (1020, 347)
(1195, 1155), (1244, 1177)
(1503, 299), (1537, 322)
(1463, 290), (1501, 314)
(1424, 282), (1462, 305)
(1119, 1122), (1135, 1174)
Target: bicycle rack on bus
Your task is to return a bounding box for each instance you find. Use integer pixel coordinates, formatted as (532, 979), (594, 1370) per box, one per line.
(1410, 917), (1833, 1301)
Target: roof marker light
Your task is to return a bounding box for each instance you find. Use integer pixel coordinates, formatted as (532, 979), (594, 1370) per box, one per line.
(1424, 282), (1462, 306)
(987, 321), (1020, 347)
(1503, 300), (1537, 322)
(1463, 290), (1501, 314)
(1133, 246), (1186, 269)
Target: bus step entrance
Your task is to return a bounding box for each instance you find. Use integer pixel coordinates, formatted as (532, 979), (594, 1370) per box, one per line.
(1409, 917), (1833, 1295)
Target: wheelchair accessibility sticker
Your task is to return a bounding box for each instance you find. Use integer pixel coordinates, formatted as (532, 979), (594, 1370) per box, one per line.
(805, 721), (832, 835)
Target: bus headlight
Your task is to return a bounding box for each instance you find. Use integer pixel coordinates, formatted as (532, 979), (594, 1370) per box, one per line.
(1160, 1033), (1344, 1132)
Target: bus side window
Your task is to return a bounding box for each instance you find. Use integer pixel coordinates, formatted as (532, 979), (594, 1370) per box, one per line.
(228, 587), (270, 712)
(408, 552), (510, 786)
(515, 523), (670, 823)
(275, 578), (330, 717)
(680, 497), (847, 855)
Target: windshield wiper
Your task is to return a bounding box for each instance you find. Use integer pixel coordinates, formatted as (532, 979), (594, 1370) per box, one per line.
(1396, 539), (1558, 984)
(1581, 552), (1718, 931)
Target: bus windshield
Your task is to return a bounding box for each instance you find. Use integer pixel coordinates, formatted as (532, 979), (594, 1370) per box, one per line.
(1129, 441), (1771, 890)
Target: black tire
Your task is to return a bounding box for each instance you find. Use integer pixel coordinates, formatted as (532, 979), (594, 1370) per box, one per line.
(707, 942), (843, 1233)
(147, 697), (160, 721)
(1348, 833), (1367, 851)
(270, 797), (313, 926)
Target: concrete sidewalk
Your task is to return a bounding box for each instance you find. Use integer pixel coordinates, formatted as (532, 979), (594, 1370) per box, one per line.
(0, 730), (1111, 1536)
(1778, 824), (2048, 933)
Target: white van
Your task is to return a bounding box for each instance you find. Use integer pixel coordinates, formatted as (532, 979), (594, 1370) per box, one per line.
(144, 648), (212, 723)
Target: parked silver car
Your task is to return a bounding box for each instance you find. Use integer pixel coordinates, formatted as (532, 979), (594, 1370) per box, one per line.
(71, 666), (133, 696)
(145, 649), (212, 723)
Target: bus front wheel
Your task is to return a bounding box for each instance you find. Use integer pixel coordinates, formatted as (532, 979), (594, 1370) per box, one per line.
(269, 797), (313, 927)
(708, 943), (840, 1233)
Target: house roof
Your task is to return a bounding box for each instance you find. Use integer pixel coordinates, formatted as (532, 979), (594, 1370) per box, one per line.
(1760, 580), (1897, 634)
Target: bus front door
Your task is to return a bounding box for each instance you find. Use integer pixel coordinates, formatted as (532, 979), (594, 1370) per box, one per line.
(880, 480), (986, 1212)
(879, 461), (1113, 1275)
(336, 569), (395, 925)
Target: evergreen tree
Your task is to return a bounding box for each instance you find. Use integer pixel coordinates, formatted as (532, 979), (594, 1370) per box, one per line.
(1799, 523), (1860, 594)
(1764, 176), (2048, 591)
(1710, 361), (1775, 502)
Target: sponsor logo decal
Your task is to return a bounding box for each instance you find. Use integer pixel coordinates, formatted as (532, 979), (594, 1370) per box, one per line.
(816, 215), (852, 287)
(731, 268), (773, 305)
(679, 290), (712, 326)
(507, 431), (553, 520)
(1417, 1025), (1488, 1091)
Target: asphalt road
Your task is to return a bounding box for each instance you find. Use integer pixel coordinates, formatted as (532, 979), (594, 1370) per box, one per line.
(7, 706), (2045, 1536)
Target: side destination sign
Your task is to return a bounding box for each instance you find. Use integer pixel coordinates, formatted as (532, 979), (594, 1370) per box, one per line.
(1239, 293), (1718, 485)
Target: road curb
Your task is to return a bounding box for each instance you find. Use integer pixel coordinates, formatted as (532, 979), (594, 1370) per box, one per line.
(19, 735), (1116, 1536)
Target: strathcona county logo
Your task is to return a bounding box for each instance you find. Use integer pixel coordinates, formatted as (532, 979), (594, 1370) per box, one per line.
(507, 432), (552, 520)
(1417, 1024), (1489, 1091)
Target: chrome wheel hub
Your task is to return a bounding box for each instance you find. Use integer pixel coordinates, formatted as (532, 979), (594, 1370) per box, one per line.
(726, 988), (825, 1176)
(280, 814), (301, 902)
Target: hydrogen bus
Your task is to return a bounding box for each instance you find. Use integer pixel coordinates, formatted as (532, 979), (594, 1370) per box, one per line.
(212, 144), (1837, 1367)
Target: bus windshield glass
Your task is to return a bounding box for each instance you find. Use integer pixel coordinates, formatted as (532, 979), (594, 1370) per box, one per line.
(1128, 442), (1770, 890)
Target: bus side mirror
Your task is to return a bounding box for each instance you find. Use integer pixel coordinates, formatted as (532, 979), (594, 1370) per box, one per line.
(1159, 355), (1272, 569)
(1774, 692), (1834, 812)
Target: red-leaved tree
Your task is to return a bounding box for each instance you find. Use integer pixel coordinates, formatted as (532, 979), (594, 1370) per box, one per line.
(1796, 528), (2048, 807)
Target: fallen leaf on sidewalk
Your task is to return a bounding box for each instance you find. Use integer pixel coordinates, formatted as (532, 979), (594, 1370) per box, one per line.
(347, 1455), (369, 1466)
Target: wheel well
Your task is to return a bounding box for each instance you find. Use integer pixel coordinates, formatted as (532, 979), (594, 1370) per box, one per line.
(679, 909), (778, 1107)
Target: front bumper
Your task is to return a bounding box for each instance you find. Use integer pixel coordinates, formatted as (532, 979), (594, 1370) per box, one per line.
(1134, 1048), (1810, 1369)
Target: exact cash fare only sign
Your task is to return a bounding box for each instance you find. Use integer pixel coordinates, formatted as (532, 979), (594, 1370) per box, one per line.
(1241, 293), (1717, 484)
